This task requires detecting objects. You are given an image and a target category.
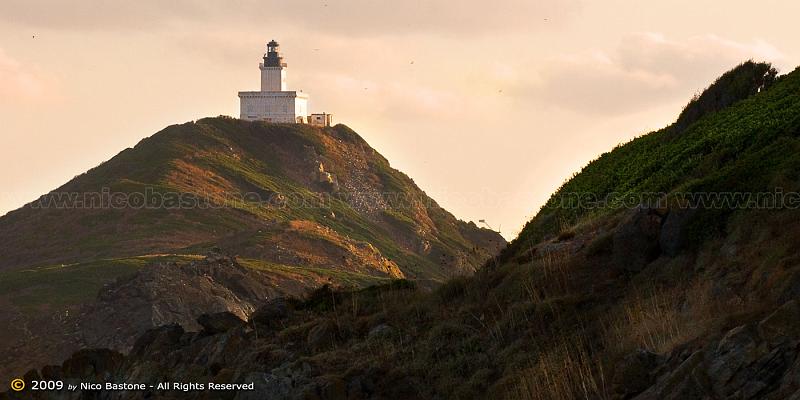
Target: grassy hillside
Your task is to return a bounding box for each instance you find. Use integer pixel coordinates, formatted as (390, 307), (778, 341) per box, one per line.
(511, 61), (797, 252)
(0, 119), (502, 282)
(35, 62), (800, 399)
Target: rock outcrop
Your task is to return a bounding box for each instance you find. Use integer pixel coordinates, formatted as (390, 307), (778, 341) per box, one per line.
(612, 206), (663, 272)
(78, 253), (284, 352)
(628, 300), (800, 399)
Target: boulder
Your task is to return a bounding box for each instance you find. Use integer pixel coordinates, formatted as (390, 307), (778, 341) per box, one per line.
(367, 324), (395, 340)
(197, 312), (245, 335)
(318, 375), (348, 400)
(250, 298), (291, 330)
(778, 270), (800, 304)
(613, 206), (663, 272)
(130, 323), (184, 358)
(611, 349), (661, 399)
(659, 208), (697, 257)
(307, 320), (338, 351)
(538, 239), (585, 257)
(347, 373), (378, 400)
(40, 365), (63, 381)
(235, 370), (305, 400)
(758, 300), (800, 345)
(22, 368), (40, 386)
(635, 309), (800, 400)
(707, 325), (759, 395)
(79, 253), (278, 352)
(60, 349), (124, 380)
(732, 345), (794, 398)
(634, 350), (707, 400)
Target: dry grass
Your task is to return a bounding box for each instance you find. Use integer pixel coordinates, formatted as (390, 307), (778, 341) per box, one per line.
(512, 337), (609, 400)
(524, 249), (573, 301)
(601, 279), (723, 356)
(508, 246), (612, 400)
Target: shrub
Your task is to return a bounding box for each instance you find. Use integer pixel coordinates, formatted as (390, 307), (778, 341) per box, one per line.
(674, 60), (777, 133)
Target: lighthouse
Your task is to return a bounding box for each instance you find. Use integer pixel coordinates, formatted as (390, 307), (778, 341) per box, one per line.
(260, 40), (287, 91)
(238, 40), (310, 123)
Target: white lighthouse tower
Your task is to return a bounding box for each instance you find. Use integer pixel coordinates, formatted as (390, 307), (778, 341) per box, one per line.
(238, 40), (309, 123)
(260, 40), (287, 91)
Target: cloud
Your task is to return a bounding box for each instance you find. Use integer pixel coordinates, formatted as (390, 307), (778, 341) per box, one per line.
(0, 0), (581, 37)
(0, 48), (58, 103)
(519, 33), (785, 116)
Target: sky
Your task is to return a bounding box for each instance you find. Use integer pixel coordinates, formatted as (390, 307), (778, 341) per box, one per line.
(0, 0), (798, 239)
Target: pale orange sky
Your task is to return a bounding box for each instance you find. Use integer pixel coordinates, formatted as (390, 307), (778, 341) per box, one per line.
(1, 0), (798, 239)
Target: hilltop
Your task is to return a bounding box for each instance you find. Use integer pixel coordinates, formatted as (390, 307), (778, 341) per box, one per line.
(508, 60), (784, 254)
(0, 119), (502, 278)
(0, 120), (503, 381)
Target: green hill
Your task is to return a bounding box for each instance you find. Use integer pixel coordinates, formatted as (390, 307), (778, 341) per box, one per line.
(0, 119), (503, 380)
(0, 119), (502, 281)
(509, 61), (794, 253)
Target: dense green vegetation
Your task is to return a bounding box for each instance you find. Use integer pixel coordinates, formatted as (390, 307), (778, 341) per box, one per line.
(509, 63), (800, 254)
(675, 61), (778, 132)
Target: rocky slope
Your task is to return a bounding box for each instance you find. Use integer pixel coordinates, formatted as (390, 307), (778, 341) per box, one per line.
(0, 253), (301, 389)
(0, 120), (503, 381)
(78, 252), (297, 352)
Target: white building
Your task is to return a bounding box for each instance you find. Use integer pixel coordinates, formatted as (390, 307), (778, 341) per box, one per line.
(238, 40), (310, 123)
(309, 113), (333, 127)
